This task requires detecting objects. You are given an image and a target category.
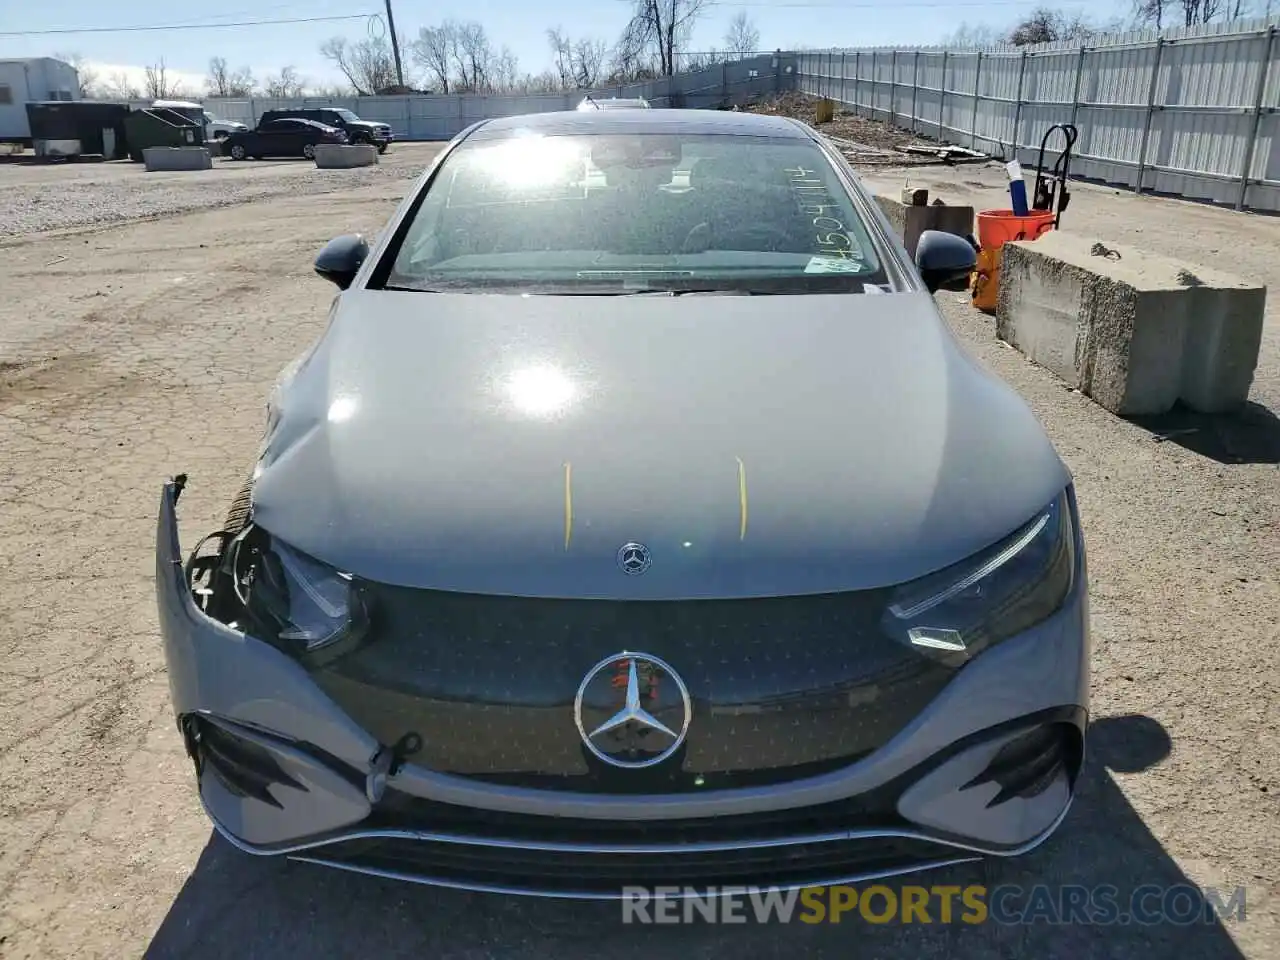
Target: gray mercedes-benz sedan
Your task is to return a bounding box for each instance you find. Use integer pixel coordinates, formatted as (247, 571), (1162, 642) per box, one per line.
(157, 108), (1089, 897)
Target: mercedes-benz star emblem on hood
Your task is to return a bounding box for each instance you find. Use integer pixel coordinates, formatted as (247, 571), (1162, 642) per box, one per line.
(617, 542), (651, 575)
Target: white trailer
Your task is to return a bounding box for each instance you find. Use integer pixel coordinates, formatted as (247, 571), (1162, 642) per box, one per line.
(0, 58), (80, 145)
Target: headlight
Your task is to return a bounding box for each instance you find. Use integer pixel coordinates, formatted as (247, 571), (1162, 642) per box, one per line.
(242, 533), (368, 662)
(883, 489), (1076, 664)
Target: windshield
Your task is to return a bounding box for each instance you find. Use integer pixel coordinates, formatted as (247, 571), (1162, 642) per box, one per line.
(334, 109), (360, 122)
(382, 132), (887, 294)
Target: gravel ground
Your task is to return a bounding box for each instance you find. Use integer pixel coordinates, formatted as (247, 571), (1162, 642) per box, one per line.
(0, 144), (439, 238)
(0, 140), (1277, 958)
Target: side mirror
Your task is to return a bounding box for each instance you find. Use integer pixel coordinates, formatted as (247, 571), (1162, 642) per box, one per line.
(314, 234), (369, 290)
(915, 230), (978, 294)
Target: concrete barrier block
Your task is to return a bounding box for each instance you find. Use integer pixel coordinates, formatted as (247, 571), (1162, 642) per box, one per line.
(996, 232), (1266, 416)
(873, 195), (974, 257)
(142, 147), (213, 172)
(314, 144), (378, 169)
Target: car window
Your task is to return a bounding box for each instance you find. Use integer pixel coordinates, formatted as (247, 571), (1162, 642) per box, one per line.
(333, 109), (360, 123)
(381, 132), (887, 295)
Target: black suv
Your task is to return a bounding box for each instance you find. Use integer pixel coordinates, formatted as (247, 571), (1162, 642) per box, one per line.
(258, 108), (393, 152)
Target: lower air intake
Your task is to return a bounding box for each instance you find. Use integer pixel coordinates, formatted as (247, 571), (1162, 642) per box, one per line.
(965, 722), (1083, 808)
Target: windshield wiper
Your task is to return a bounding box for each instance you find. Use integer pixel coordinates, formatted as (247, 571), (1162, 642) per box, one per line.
(380, 283), (767, 296)
(621, 288), (760, 297)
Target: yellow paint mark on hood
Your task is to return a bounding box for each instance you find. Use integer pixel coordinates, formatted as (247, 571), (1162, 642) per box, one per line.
(564, 461), (574, 550)
(736, 456), (748, 541)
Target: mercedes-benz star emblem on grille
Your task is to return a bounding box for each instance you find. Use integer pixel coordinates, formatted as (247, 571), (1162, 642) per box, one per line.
(574, 653), (692, 769)
(617, 542), (651, 575)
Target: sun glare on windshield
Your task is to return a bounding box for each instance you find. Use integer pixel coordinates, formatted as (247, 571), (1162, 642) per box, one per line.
(474, 135), (584, 189)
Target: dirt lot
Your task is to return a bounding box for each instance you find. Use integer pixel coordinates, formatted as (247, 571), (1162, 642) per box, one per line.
(0, 147), (432, 237)
(0, 139), (1277, 959)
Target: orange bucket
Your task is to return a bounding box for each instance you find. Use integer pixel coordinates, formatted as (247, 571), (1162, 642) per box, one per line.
(971, 209), (1057, 314)
(976, 209), (1056, 248)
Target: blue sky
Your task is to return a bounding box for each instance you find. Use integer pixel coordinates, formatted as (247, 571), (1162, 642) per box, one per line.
(4, 0), (1118, 94)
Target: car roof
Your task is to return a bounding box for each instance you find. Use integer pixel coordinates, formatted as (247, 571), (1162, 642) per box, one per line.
(470, 108), (813, 141)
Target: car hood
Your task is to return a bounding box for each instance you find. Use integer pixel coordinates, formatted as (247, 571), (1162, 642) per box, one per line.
(251, 290), (1069, 599)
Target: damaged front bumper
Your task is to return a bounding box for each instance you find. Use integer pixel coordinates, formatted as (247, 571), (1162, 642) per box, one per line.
(156, 478), (1090, 897)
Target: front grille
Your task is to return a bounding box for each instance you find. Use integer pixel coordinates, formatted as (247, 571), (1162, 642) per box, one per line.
(371, 783), (906, 846)
(310, 586), (956, 793)
(302, 833), (967, 894)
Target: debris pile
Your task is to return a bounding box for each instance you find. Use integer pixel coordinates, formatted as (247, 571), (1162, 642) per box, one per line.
(743, 92), (991, 168)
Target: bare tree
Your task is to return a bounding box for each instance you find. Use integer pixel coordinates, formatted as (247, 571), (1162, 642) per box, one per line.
(311, 83), (356, 97)
(1178, 0), (1227, 22)
(548, 29), (609, 89)
(723, 12), (759, 58)
(263, 66), (306, 98)
(682, 49), (725, 70)
(228, 67), (255, 97)
(100, 71), (141, 100)
(320, 36), (399, 96)
(207, 57), (231, 97)
(454, 22), (493, 92)
(572, 38), (608, 87)
(1132, 0), (1168, 27)
(1133, 0), (1239, 26)
(548, 28), (575, 88)
(413, 23), (457, 93)
(206, 57), (256, 97)
(606, 45), (660, 85)
(490, 48), (522, 93)
(523, 69), (564, 93)
(1008, 7), (1102, 44)
(144, 59), (187, 99)
(944, 22), (1003, 45)
(619, 0), (711, 77)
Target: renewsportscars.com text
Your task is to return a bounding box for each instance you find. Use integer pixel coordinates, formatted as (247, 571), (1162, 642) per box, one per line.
(620, 884), (1247, 925)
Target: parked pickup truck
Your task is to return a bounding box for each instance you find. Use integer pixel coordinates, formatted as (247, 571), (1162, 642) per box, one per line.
(152, 100), (248, 139)
(258, 107), (392, 152)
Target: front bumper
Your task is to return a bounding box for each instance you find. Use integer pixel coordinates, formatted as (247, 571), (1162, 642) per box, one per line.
(157, 479), (1090, 897)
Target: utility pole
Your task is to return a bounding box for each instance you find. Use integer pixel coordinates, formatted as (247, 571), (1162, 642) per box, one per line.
(384, 0), (406, 89)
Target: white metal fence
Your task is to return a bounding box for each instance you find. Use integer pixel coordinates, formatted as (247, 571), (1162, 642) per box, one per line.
(796, 17), (1280, 212)
(204, 54), (793, 143)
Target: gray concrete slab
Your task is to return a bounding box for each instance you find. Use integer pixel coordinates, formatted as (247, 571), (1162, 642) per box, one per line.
(142, 147), (214, 172)
(997, 231), (1266, 415)
(873, 194), (975, 257)
(314, 144), (379, 169)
